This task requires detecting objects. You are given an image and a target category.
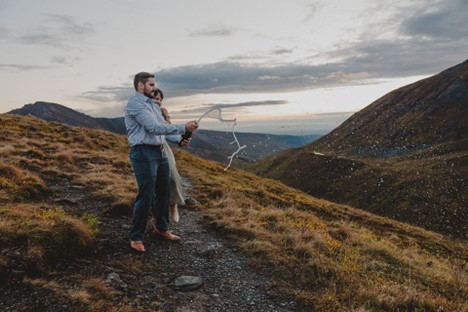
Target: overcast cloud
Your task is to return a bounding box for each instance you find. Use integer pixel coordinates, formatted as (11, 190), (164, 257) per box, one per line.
(400, 0), (468, 39)
(17, 14), (94, 49)
(146, 0), (467, 99)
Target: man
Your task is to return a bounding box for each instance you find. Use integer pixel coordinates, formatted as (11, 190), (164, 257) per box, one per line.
(124, 72), (198, 252)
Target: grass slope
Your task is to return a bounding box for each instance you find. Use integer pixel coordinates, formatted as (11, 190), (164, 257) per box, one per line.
(249, 143), (467, 238)
(249, 60), (468, 239)
(0, 114), (466, 311)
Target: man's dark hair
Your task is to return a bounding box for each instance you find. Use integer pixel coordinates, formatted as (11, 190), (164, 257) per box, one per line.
(154, 88), (164, 100)
(133, 72), (155, 90)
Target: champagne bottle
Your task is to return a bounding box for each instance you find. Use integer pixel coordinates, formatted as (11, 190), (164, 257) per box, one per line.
(181, 131), (192, 140)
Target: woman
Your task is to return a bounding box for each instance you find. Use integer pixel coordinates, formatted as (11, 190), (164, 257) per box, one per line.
(153, 88), (184, 223)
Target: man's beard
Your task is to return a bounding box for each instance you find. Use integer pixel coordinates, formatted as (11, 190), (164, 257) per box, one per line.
(143, 89), (154, 98)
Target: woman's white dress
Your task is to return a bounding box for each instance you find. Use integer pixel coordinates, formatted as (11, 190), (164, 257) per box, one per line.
(163, 141), (185, 205)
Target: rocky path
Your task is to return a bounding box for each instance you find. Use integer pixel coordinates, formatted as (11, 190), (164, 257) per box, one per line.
(1, 178), (299, 311)
(111, 208), (297, 311)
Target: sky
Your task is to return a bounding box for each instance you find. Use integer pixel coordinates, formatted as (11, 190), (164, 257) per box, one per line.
(0, 0), (466, 135)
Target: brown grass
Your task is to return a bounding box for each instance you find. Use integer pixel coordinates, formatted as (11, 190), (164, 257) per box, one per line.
(0, 203), (94, 273)
(250, 142), (467, 239)
(0, 162), (48, 201)
(173, 149), (468, 311)
(1, 113), (466, 311)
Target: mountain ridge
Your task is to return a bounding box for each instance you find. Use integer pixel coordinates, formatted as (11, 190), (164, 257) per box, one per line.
(8, 101), (318, 166)
(8, 101), (127, 134)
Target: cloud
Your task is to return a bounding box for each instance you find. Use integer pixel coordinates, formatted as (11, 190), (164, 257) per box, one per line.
(154, 53), (446, 98)
(271, 47), (294, 55)
(0, 56), (80, 72)
(301, 2), (321, 23)
(87, 36), (466, 105)
(74, 85), (132, 117)
(189, 25), (235, 37)
(400, 0), (468, 39)
(227, 46), (294, 62)
(79, 85), (132, 103)
(178, 100), (287, 113)
(86, 40), (465, 105)
(83, 0), (467, 106)
(77, 104), (126, 119)
(217, 100), (288, 108)
(227, 54), (270, 62)
(0, 25), (10, 39)
(168, 100), (288, 120)
(18, 14), (94, 48)
(153, 0), (467, 99)
(154, 61), (334, 97)
(50, 55), (81, 65)
(0, 64), (49, 71)
(328, 37), (467, 78)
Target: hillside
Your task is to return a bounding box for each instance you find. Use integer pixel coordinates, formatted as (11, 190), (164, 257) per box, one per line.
(250, 60), (468, 239)
(8, 101), (126, 134)
(311, 60), (468, 156)
(8, 102), (317, 166)
(0, 113), (466, 311)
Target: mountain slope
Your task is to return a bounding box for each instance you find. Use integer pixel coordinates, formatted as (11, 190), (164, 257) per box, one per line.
(8, 102), (317, 166)
(311, 59), (467, 156)
(0, 113), (466, 311)
(8, 101), (126, 134)
(250, 60), (468, 238)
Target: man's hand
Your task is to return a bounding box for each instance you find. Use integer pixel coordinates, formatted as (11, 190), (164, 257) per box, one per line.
(185, 120), (199, 132)
(179, 138), (191, 147)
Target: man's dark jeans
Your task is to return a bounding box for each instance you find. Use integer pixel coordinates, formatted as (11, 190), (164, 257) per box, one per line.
(129, 145), (170, 241)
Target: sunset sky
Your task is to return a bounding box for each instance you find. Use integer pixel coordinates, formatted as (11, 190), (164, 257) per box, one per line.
(0, 0), (466, 134)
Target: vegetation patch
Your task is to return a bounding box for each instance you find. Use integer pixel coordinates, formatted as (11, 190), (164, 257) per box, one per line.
(0, 204), (94, 275)
(0, 162), (48, 201)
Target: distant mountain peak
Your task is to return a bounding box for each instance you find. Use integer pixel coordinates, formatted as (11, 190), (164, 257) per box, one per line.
(8, 101), (126, 134)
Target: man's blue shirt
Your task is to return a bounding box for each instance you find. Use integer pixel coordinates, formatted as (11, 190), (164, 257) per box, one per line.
(124, 92), (184, 146)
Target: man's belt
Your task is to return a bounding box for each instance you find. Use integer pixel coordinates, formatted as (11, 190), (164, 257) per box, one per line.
(133, 144), (164, 149)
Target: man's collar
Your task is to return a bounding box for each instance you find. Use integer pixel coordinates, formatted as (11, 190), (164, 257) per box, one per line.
(135, 92), (152, 102)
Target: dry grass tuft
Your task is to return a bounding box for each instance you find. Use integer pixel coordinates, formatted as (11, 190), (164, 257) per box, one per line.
(0, 143), (15, 156)
(25, 277), (63, 292)
(0, 204), (95, 273)
(69, 289), (91, 305)
(0, 162), (49, 201)
(83, 278), (119, 300)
